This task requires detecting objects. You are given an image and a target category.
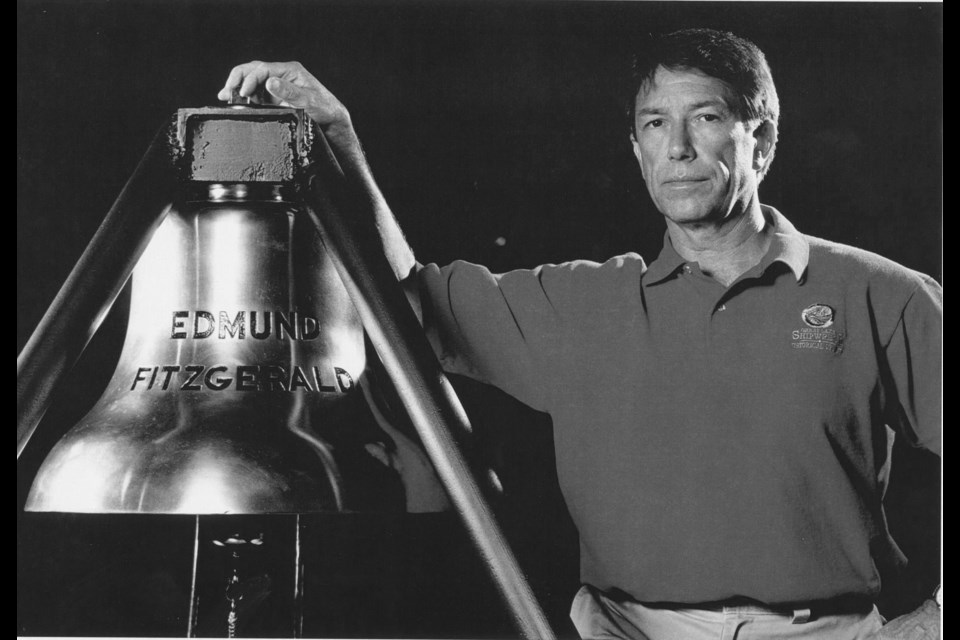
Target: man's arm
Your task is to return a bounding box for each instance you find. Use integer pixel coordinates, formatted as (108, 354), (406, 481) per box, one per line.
(218, 61), (418, 283)
(872, 274), (942, 639)
(219, 61), (450, 503)
(872, 597), (940, 639)
(883, 274), (942, 456)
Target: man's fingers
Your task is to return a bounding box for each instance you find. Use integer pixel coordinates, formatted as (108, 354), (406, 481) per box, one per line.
(218, 61), (289, 102)
(217, 64), (250, 101)
(239, 65), (273, 100)
(218, 61), (270, 101)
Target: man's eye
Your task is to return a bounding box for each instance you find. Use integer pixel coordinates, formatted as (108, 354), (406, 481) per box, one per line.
(698, 113), (721, 123)
(643, 119), (664, 129)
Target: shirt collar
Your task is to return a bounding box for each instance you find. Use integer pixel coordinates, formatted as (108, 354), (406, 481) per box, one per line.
(642, 232), (688, 285)
(642, 205), (809, 286)
(758, 205), (809, 281)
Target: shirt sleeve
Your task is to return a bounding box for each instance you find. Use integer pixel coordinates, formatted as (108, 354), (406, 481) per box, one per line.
(416, 260), (561, 412)
(883, 275), (942, 456)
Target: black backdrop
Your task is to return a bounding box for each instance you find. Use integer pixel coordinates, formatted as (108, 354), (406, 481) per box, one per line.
(18, 2), (941, 637)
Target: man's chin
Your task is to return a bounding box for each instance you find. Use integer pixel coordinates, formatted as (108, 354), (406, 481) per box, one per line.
(659, 206), (717, 226)
(655, 195), (741, 228)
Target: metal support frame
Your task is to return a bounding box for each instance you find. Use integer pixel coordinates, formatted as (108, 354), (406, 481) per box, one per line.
(17, 125), (177, 459)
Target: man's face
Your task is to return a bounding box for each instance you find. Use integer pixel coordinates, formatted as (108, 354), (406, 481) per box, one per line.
(631, 66), (769, 226)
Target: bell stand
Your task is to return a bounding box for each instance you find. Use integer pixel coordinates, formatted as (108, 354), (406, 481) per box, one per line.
(16, 109), (556, 640)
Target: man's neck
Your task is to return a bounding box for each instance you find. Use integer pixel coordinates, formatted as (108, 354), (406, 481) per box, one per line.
(666, 200), (771, 287)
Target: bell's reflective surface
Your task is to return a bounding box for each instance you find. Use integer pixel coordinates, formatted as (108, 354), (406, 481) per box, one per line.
(26, 185), (369, 514)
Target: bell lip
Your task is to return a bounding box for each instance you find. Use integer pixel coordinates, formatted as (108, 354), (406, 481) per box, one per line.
(22, 505), (349, 515)
(23, 428), (349, 516)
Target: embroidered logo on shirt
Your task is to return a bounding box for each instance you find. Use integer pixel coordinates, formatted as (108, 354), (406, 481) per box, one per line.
(793, 304), (843, 353)
(801, 303), (835, 328)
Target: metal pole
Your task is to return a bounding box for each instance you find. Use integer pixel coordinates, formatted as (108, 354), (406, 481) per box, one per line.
(17, 125), (177, 459)
(293, 514), (304, 639)
(187, 515), (201, 638)
(300, 144), (556, 640)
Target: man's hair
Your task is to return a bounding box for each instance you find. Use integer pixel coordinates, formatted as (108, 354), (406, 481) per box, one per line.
(628, 28), (780, 177)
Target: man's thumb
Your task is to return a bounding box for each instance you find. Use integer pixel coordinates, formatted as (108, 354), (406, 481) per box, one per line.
(265, 77), (302, 105)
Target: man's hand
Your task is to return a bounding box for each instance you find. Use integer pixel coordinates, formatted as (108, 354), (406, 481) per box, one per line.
(218, 61), (353, 139)
(218, 59), (417, 282)
(871, 599), (940, 639)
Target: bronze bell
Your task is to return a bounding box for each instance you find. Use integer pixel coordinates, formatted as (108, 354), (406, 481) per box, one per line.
(17, 104), (555, 639)
(26, 107), (375, 514)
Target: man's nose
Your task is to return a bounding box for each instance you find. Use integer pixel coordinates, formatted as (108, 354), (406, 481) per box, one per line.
(668, 123), (695, 161)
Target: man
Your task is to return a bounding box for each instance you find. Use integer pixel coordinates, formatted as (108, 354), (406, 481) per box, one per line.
(219, 29), (940, 639)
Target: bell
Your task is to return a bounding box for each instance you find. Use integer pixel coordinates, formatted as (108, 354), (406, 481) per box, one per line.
(25, 107), (369, 514)
(18, 104), (555, 639)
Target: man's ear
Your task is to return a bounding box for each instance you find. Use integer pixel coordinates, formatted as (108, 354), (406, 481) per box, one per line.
(752, 119), (777, 173)
(630, 133), (646, 178)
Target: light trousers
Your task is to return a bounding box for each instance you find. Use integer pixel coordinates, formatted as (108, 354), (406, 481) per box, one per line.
(570, 586), (884, 640)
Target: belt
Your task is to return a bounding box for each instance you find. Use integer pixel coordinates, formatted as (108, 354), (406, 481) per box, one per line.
(655, 595), (875, 624)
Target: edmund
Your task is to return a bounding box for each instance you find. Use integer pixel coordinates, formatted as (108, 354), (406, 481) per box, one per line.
(170, 310), (322, 341)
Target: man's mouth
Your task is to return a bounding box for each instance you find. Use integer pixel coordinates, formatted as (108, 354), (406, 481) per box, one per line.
(662, 177), (709, 187)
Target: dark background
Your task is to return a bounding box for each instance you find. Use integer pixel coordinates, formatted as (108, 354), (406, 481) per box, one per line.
(18, 1), (941, 637)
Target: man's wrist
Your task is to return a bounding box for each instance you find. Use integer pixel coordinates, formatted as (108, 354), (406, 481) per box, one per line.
(321, 112), (357, 149)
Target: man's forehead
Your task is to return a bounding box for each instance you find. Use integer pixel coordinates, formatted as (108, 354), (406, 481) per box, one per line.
(635, 66), (737, 111)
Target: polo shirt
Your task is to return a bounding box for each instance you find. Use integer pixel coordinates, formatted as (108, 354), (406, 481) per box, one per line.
(416, 206), (941, 605)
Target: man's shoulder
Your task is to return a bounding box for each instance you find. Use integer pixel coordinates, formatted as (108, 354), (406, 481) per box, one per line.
(424, 253), (646, 279)
(533, 252), (647, 276)
(803, 234), (939, 295)
(525, 252), (647, 292)
(420, 253), (647, 303)
(489, 253), (648, 317)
